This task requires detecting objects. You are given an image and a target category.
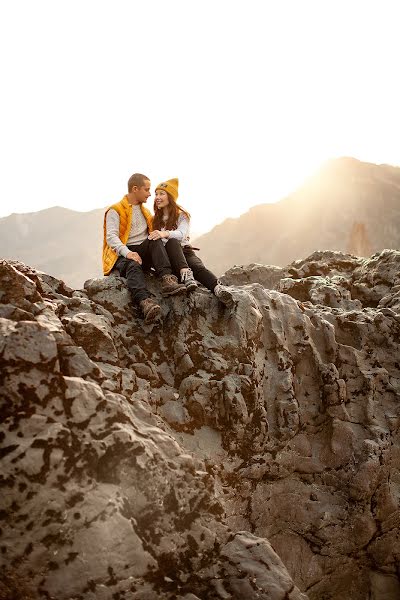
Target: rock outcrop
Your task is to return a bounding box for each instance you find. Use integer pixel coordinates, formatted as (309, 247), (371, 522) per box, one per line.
(1, 250), (400, 599)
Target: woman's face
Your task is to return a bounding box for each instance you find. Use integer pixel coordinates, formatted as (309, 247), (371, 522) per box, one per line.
(155, 189), (170, 210)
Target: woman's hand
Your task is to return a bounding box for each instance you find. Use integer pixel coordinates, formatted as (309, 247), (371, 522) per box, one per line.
(148, 230), (168, 241)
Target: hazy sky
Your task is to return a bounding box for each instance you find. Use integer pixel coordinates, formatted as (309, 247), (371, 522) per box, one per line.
(1, 0), (399, 234)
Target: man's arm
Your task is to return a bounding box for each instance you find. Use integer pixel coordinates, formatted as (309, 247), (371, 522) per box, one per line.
(106, 209), (141, 263)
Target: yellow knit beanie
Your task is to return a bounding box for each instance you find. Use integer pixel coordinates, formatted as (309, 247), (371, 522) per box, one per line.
(156, 178), (179, 201)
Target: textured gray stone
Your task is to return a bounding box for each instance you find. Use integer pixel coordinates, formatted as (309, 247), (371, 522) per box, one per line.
(1, 251), (400, 599)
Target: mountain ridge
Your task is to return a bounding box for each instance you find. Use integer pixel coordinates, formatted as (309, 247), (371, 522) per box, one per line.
(195, 157), (400, 274)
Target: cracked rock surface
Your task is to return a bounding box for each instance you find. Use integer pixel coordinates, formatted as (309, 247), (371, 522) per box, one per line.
(1, 250), (400, 599)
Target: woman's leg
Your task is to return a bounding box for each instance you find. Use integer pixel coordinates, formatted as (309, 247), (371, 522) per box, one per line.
(166, 239), (197, 290)
(165, 239), (189, 274)
(183, 247), (234, 307)
(136, 239), (171, 278)
(183, 248), (217, 291)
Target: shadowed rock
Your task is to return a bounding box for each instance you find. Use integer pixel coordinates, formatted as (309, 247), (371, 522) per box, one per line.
(1, 251), (400, 599)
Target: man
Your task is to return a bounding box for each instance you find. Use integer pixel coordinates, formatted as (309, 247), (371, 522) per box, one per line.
(102, 173), (185, 324)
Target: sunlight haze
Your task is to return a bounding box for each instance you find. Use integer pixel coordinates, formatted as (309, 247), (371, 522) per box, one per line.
(0, 0), (399, 235)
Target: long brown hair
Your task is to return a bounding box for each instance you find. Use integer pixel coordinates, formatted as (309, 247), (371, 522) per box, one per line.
(153, 192), (191, 231)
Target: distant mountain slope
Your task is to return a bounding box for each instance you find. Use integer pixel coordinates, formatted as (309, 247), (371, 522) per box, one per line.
(0, 206), (104, 289)
(195, 157), (400, 275)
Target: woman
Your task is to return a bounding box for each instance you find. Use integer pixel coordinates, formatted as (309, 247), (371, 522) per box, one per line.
(148, 178), (234, 307)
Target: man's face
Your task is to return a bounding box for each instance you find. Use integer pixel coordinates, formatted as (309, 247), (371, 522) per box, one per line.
(133, 179), (151, 203)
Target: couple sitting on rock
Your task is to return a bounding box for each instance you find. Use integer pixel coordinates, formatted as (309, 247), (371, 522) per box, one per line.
(102, 173), (233, 323)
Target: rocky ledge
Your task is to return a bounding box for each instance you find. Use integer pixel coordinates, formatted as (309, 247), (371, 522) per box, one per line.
(0, 250), (399, 600)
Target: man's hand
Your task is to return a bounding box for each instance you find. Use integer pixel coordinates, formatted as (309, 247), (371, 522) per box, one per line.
(126, 251), (142, 264)
(148, 230), (168, 241)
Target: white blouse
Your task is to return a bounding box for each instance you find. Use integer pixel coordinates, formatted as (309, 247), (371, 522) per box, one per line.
(161, 212), (191, 246)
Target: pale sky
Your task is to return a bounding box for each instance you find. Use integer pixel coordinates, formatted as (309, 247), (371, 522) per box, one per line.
(1, 0), (399, 235)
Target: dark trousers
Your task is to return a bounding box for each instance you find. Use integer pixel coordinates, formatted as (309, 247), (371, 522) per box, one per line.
(113, 238), (172, 304)
(165, 239), (218, 291)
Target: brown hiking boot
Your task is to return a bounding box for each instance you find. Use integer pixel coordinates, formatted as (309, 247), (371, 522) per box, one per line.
(139, 297), (161, 324)
(161, 274), (186, 297)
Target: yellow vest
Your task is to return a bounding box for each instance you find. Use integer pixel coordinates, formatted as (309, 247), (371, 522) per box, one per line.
(102, 196), (153, 275)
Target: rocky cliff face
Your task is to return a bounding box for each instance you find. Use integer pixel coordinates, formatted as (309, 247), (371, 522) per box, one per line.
(1, 251), (400, 599)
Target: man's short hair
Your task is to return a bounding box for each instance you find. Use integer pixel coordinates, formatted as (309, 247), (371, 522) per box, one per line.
(127, 173), (150, 192)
